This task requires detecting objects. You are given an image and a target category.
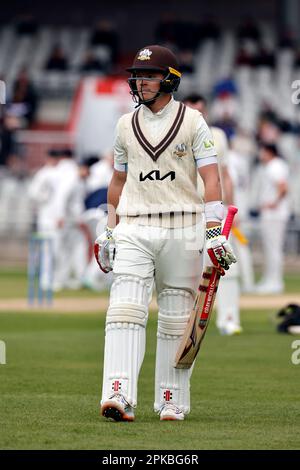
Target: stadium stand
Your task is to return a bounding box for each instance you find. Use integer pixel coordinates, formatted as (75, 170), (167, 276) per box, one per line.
(0, 15), (300, 263)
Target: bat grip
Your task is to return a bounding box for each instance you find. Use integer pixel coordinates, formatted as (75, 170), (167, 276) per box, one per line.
(221, 205), (238, 239)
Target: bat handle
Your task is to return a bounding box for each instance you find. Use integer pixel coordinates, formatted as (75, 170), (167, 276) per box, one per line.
(222, 205), (238, 239)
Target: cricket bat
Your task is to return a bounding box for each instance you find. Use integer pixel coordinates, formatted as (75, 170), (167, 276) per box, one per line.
(174, 205), (238, 369)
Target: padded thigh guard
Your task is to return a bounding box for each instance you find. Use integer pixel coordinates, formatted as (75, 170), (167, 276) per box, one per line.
(101, 275), (150, 407)
(154, 289), (194, 415)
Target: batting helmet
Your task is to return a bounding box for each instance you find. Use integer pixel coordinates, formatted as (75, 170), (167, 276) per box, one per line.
(127, 45), (181, 106)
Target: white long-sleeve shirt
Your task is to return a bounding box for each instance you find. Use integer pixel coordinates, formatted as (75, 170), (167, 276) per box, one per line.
(258, 157), (290, 220)
(53, 159), (85, 223)
(87, 159), (113, 192)
(28, 164), (60, 231)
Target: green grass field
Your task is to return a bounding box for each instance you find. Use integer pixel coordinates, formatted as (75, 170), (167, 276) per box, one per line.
(0, 269), (300, 449)
(1, 310), (299, 450)
(0, 268), (104, 299)
(0, 268), (299, 299)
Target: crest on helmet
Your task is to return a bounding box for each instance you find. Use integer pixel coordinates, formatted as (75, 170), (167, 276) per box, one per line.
(137, 48), (152, 61)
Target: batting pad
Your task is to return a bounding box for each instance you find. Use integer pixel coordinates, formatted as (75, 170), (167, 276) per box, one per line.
(154, 289), (194, 415)
(101, 275), (150, 407)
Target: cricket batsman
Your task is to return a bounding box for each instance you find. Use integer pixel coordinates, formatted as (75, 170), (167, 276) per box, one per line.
(94, 45), (237, 421)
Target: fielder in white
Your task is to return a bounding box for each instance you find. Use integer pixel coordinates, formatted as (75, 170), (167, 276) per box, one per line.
(227, 141), (255, 294)
(82, 154), (114, 291)
(213, 128), (242, 335)
(256, 143), (290, 294)
(52, 150), (89, 290)
(28, 150), (61, 292)
(94, 45), (236, 422)
(184, 94), (242, 335)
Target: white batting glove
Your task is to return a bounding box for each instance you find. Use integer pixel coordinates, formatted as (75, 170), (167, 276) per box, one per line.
(94, 226), (116, 273)
(206, 226), (237, 275)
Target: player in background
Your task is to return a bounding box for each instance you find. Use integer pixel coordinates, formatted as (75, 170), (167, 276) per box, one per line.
(82, 152), (114, 292)
(184, 94), (242, 335)
(86, 151), (114, 197)
(28, 149), (60, 292)
(255, 143), (290, 294)
(52, 149), (90, 291)
(227, 138), (255, 293)
(94, 45), (237, 422)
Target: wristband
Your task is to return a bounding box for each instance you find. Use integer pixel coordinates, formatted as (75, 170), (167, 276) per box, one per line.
(206, 225), (221, 240)
(106, 226), (114, 239)
(204, 201), (225, 223)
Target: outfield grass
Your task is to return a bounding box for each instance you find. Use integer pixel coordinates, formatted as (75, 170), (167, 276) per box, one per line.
(0, 309), (299, 450)
(0, 268), (299, 300)
(0, 268), (105, 299)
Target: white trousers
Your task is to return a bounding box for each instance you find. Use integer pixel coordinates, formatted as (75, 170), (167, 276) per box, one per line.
(260, 216), (288, 288)
(112, 221), (205, 294)
(53, 226), (88, 289)
(234, 223), (255, 292)
(101, 219), (205, 412)
(35, 224), (56, 292)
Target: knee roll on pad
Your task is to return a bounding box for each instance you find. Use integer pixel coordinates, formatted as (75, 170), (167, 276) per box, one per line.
(106, 275), (150, 327)
(158, 313), (190, 337)
(106, 304), (147, 327)
(157, 289), (194, 337)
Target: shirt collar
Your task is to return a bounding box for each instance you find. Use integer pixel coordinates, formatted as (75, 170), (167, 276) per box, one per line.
(142, 96), (176, 119)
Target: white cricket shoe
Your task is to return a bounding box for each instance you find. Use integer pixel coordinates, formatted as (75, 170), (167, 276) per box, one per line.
(101, 393), (135, 422)
(255, 282), (284, 295)
(159, 403), (185, 421)
(218, 323), (243, 336)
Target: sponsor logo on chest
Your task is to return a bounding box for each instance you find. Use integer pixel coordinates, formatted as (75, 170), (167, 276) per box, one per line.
(139, 170), (175, 181)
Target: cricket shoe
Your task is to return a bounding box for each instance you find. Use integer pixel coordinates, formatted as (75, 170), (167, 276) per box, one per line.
(255, 282), (284, 295)
(101, 393), (135, 422)
(218, 324), (243, 336)
(159, 404), (185, 421)
(217, 318), (243, 336)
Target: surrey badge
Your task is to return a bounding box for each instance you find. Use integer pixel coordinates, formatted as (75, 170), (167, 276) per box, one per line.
(137, 49), (152, 61)
(174, 143), (187, 158)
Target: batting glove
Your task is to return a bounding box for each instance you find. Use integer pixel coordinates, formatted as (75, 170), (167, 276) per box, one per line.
(206, 226), (237, 275)
(94, 226), (116, 273)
